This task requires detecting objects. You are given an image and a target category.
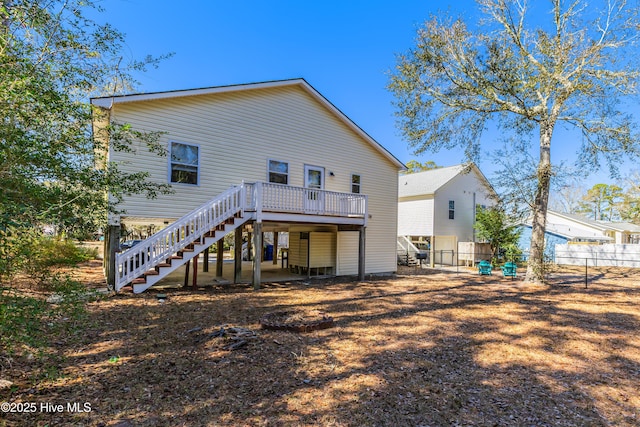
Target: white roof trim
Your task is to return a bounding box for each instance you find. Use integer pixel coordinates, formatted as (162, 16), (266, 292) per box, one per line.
(91, 78), (406, 170)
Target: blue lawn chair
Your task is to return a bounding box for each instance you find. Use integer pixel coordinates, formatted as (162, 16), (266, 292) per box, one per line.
(501, 262), (517, 277)
(478, 260), (492, 275)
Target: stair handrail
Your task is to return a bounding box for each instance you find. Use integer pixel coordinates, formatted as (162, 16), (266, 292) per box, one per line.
(397, 236), (422, 259)
(114, 184), (246, 290)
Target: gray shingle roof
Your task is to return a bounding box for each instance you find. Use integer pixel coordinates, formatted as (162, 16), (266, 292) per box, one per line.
(398, 164), (469, 197)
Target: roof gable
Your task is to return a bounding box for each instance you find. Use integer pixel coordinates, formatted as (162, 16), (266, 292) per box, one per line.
(398, 163), (495, 198)
(91, 78), (405, 170)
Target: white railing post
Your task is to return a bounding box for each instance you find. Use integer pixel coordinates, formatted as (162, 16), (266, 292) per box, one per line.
(255, 181), (263, 223)
(363, 195), (369, 225)
(240, 182), (246, 217)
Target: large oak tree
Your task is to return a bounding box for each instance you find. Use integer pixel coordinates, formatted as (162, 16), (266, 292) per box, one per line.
(389, 0), (640, 283)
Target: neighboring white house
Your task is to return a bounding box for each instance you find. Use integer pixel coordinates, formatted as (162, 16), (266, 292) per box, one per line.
(397, 163), (496, 265)
(91, 78), (406, 292)
(519, 210), (640, 263)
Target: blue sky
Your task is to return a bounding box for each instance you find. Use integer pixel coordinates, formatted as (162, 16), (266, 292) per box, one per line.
(94, 0), (634, 189)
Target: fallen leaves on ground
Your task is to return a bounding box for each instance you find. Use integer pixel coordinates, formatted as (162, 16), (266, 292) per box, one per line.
(1, 263), (639, 426)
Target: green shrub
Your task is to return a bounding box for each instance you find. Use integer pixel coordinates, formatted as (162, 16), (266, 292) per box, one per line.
(0, 229), (95, 287)
(34, 238), (94, 268)
(0, 289), (48, 355)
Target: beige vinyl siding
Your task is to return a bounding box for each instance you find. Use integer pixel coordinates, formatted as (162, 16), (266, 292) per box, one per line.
(336, 231), (359, 275)
(104, 84), (399, 275)
(288, 232), (304, 268)
(309, 232), (336, 268)
(287, 225), (337, 272)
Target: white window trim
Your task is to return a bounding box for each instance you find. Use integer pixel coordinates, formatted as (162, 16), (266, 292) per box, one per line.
(304, 164), (325, 189)
(267, 159), (289, 185)
(351, 173), (361, 194)
(169, 141), (200, 186)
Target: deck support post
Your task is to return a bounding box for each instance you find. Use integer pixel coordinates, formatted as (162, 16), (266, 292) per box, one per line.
(105, 215), (120, 292)
(234, 227), (242, 283)
(192, 254), (198, 288)
(358, 226), (366, 281)
(252, 222), (262, 290)
(183, 259), (191, 288)
(216, 239), (224, 276)
(273, 232), (279, 265)
(203, 248), (209, 272)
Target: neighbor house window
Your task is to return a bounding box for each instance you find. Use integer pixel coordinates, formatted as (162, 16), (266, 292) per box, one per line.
(170, 142), (199, 185)
(351, 174), (361, 193)
(268, 160), (289, 184)
(449, 200), (455, 220)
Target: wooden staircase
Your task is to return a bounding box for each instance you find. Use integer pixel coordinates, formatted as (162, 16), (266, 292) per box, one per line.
(396, 236), (426, 267)
(114, 185), (250, 293)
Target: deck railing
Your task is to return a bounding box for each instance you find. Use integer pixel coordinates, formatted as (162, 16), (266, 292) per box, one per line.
(245, 181), (367, 220)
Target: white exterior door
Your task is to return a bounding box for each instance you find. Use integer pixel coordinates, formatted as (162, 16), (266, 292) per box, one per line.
(304, 165), (325, 214)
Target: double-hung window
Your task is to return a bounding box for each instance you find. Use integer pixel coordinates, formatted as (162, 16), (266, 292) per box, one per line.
(170, 142), (199, 185)
(448, 200), (455, 220)
(268, 160), (289, 184)
(351, 174), (361, 193)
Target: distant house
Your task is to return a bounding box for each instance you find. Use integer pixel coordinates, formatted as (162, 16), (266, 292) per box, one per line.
(91, 78), (406, 292)
(397, 163), (496, 265)
(518, 210), (640, 259)
(604, 222), (640, 244)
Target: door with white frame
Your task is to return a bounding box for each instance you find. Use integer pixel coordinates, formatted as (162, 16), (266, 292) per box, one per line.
(304, 165), (325, 214)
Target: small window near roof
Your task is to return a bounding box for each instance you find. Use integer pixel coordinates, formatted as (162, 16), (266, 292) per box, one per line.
(170, 142), (199, 185)
(351, 174), (361, 193)
(268, 160), (289, 184)
(449, 200), (455, 220)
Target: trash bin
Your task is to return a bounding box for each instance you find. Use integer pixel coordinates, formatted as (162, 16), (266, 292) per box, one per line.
(264, 244), (274, 261)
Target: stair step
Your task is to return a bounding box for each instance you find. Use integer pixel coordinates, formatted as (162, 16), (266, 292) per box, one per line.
(119, 209), (247, 293)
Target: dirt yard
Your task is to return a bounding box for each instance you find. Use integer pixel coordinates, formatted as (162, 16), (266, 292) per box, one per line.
(1, 262), (639, 426)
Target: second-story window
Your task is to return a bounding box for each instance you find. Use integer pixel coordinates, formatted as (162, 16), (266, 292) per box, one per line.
(268, 160), (289, 184)
(351, 174), (361, 193)
(449, 200), (455, 220)
(170, 142), (199, 185)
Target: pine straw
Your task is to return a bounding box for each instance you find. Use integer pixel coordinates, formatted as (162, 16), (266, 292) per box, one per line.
(1, 264), (639, 426)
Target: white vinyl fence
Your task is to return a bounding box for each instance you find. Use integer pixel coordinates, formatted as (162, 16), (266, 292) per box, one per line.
(554, 244), (640, 268)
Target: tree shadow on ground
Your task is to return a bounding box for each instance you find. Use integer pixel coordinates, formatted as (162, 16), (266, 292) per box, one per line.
(2, 272), (639, 426)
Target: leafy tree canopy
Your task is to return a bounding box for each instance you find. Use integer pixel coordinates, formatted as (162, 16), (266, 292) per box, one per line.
(0, 1), (173, 282)
(0, 0), (172, 237)
(474, 206), (522, 261)
(577, 183), (624, 221)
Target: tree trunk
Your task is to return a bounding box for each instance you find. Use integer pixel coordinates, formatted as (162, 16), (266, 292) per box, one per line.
(525, 119), (554, 284)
